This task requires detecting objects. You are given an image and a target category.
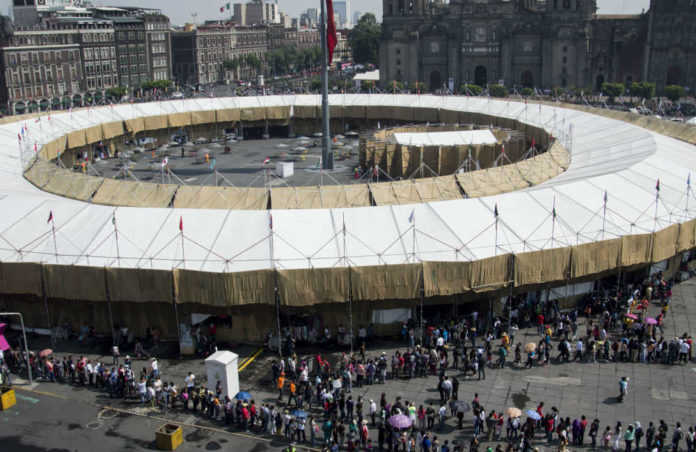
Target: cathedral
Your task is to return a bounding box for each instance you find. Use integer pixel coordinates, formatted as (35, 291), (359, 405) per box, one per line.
(379, 0), (696, 93)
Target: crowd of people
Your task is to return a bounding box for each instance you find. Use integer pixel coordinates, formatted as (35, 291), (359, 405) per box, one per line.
(0, 272), (695, 451)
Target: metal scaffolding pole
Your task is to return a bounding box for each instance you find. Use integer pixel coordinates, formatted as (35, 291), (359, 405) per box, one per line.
(320, 0), (333, 170)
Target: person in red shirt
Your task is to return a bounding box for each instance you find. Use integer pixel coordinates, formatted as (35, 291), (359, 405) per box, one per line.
(580, 415), (588, 445)
(536, 402), (544, 418)
(241, 404), (250, 431)
(537, 314), (545, 335)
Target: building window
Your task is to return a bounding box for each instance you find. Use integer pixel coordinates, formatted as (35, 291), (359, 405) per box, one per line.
(562, 56), (567, 63)
(563, 46), (568, 53)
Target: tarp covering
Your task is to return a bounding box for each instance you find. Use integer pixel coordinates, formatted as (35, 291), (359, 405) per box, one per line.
(514, 248), (571, 286)
(85, 125), (103, 144)
(40, 136), (67, 160)
(293, 105), (318, 119)
(191, 110), (216, 126)
(317, 185), (372, 208)
(43, 264), (107, 302)
(470, 254), (511, 292)
(43, 169), (103, 201)
(423, 261), (471, 297)
(277, 267), (349, 306)
(167, 112), (192, 128)
(266, 106), (290, 120)
(652, 224), (679, 263)
(125, 117), (145, 135)
(92, 178), (177, 208)
(102, 121), (125, 140)
(0, 262), (42, 296)
(272, 186), (322, 209)
(216, 108), (241, 123)
(174, 269), (274, 306)
(412, 176), (463, 202)
(106, 267), (173, 303)
(173, 185), (268, 210)
(351, 264), (421, 301)
(24, 159), (59, 189)
(620, 233), (653, 267)
(677, 219), (696, 252)
(144, 115), (168, 131)
(571, 239), (622, 278)
(67, 129), (87, 149)
(240, 108), (265, 122)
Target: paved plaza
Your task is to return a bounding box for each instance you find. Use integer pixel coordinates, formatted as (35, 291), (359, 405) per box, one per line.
(2, 277), (696, 451)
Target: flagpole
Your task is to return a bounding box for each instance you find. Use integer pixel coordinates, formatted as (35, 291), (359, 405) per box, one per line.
(180, 217), (186, 270)
(494, 206), (499, 256)
(343, 214), (353, 356)
(551, 197), (556, 249)
(686, 174), (691, 216)
(602, 191), (607, 241)
(113, 211), (121, 267)
(320, 0), (333, 170)
(654, 179), (659, 232)
(51, 220), (58, 264)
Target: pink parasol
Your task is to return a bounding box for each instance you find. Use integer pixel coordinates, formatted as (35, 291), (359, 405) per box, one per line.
(388, 414), (413, 429)
(645, 317), (658, 325)
(625, 313), (638, 320)
(0, 323), (9, 351)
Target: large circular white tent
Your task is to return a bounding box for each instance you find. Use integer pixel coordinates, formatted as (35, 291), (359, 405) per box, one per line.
(1, 94), (694, 341)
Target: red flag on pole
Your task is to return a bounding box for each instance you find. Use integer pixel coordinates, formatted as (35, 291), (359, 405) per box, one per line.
(47, 211), (53, 223)
(179, 216), (183, 232)
(326, 0), (337, 64)
(219, 6), (224, 12)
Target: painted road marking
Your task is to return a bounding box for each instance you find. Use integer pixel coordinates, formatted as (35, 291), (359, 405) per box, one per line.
(523, 376), (582, 386)
(15, 393), (40, 404)
(238, 348), (263, 372)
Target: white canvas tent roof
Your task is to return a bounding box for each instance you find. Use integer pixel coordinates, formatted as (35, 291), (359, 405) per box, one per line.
(1, 94), (694, 274)
(392, 130), (497, 146)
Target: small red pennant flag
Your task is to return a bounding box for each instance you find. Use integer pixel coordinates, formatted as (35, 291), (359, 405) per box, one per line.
(179, 216), (183, 232)
(47, 211), (53, 223)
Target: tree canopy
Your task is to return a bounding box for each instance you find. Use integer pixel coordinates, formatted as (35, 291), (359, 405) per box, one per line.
(348, 13), (380, 65)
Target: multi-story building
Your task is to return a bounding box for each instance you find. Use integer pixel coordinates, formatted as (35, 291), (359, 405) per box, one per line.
(380, 0), (696, 93)
(233, 0), (279, 26)
(69, 18), (118, 99)
(334, 1), (351, 28)
(1, 21), (84, 114)
(93, 7), (171, 93)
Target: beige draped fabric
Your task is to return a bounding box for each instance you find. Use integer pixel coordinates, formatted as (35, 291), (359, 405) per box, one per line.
(277, 267), (349, 306)
(106, 267), (173, 303)
(67, 129), (87, 149)
(92, 179), (177, 208)
(422, 261), (471, 297)
(102, 121), (125, 140)
(571, 238), (622, 278)
(173, 185), (268, 210)
(351, 264), (421, 301)
(677, 219), (696, 252)
(652, 224), (679, 263)
(125, 117), (145, 135)
(470, 254), (511, 292)
(0, 262), (43, 296)
(514, 248), (571, 286)
(174, 269), (275, 306)
(144, 115), (168, 131)
(167, 112), (192, 128)
(43, 264), (107, 302)
(620, 233), (653, 267)
(216, 108), (241, 122)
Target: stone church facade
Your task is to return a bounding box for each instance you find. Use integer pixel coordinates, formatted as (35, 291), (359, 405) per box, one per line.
(380, 0), (696, 93)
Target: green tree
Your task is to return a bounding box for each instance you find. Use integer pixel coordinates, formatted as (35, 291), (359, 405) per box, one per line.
(601, 82), (625, 102)
(310, 78), (322, 91)
(489, 84), (508, 98)
(348, 13), (380, 65)
(106, 86), (127, 99)
(629, 81), (655, 99)
(664, 85), (685, 102)
(521, 87), (534, 97)
(460, 84), (483, 96)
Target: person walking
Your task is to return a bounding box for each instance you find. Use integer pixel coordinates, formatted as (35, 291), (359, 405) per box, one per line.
(618, 377), (628, 403)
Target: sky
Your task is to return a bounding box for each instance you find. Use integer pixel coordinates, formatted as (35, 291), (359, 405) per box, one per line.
(0, 0), (651, 27)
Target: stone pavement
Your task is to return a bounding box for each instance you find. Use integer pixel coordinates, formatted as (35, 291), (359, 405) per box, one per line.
(8, 278), (696, 450)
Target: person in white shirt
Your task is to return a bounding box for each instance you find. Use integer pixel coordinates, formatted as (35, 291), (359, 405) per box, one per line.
(151, 358), (159, 378)
(185, 372), (195, 390)
(137, 378), (147, 403)
(85, 361), (94, 386)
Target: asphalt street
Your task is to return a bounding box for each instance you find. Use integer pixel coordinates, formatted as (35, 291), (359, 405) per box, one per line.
(3, 278), (696, 451)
